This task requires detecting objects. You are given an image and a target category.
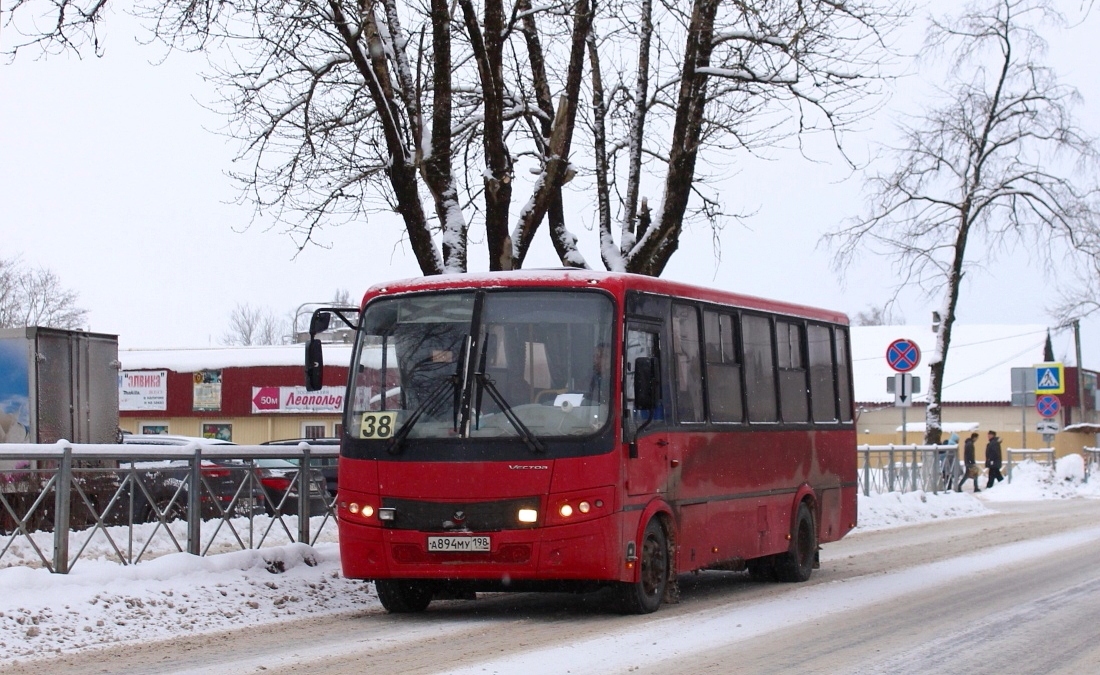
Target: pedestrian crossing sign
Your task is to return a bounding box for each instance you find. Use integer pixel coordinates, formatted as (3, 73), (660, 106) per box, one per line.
(1035, 362), (1064, 395)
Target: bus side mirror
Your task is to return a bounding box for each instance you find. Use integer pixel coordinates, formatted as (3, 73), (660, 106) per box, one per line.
(633, 357), (659, 410)
(309, 311), (332, 337)
(305, 339), (324, 391)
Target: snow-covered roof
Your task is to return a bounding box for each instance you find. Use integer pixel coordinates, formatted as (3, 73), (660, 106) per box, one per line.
(121, 344), (354, 372)
(852, 325), (1058, 404)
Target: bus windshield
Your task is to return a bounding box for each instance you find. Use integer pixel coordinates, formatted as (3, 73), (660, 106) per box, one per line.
(348, 289), (615, 446)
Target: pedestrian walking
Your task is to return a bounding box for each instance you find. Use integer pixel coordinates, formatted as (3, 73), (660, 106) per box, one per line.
(942, 432), (962, 490)
(985, 430), (1004, 488)
(957, 432), (981, 493)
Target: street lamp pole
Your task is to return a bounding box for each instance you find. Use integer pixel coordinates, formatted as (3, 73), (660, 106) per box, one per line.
(1075, 319), (1085, 425)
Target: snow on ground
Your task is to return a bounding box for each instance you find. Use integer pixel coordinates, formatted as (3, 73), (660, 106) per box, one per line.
(1, 457), (1097, 665)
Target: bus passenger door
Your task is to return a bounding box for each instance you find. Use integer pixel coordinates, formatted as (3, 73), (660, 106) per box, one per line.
(624, 325), (668, 496)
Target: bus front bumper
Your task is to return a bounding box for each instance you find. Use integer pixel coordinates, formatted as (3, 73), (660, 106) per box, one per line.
(338, 516), (620, 582)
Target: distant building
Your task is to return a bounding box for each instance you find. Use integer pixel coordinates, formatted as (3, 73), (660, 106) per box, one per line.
(852, 324), (1098, 455)
(118, 345), (352, 444)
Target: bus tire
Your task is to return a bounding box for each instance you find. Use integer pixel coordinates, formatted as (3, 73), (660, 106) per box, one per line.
(375, 579), (434, 613)
(775, 502), (816, 583)
(615, 518), (669, 614)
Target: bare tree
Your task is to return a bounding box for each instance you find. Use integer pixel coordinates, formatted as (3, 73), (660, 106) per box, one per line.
(4, 1), (902, 277)
(852, 304), (903, 326)
(332, 289), (352, 306)
(222, 303), (289, 346)
(0, 256), (89, 330)
(826, 0), (1100, 444)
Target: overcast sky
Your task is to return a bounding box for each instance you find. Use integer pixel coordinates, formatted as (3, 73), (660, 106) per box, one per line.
(2, 2), (1098, 366)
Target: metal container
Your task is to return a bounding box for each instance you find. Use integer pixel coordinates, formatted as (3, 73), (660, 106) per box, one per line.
(0, 326), (120, 446)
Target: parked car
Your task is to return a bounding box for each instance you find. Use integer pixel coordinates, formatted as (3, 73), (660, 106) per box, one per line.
(251, 457), (329, 517)
(119, 435), (267, 521)
(261, 438), (339, 499)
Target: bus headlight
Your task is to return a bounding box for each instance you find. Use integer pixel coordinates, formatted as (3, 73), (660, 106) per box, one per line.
(348, 503), (374, 518)
(546, 487), (614, 526)
(518, 508), (539, 523)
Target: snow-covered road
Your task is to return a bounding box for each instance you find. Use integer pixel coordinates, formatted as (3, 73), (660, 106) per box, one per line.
(0, 459), (1097, 673)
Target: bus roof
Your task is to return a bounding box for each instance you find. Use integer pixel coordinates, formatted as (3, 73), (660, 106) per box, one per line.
(362, 270), (848, 325)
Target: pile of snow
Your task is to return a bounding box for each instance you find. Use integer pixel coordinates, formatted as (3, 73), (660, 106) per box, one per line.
(2, 456), (1098, 665)
(856, 490), (991, 531)
(979, 455), (1100, 501)
(0, 543), (370, 662)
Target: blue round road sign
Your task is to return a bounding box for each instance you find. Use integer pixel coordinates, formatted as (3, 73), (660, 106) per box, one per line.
(1036, 395), (1060, 418)
(886, 338), (921, 373)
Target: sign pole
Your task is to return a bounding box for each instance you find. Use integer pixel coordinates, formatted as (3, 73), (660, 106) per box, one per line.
(885, 339), (922, 447)
(1021, 405), (1026, 449)
(1075, 320), (1085, 426)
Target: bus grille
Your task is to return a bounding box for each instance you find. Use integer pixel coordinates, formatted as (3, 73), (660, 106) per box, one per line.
(380, 497), (540, 531)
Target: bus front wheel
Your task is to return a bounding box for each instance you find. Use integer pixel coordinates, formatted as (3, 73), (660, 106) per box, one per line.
(375, 579), (434, 613)
(615, 519), (669, 614)
(775, 502), (816, 583)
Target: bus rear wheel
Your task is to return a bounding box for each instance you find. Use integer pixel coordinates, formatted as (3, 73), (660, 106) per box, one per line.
(615, 519), (669, 614)
(375, 579), (434, 613)
(775, 502), (816, 583)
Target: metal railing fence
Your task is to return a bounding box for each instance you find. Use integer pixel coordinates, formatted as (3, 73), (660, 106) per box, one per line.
(861, 445), (1099, 493)
(1086, 448), (1100, 483)
(1, 441), (337, 573)
(1005, 448), (1055, 483)
(10, 442), (1098, 572)
(857, 444), (960, 497)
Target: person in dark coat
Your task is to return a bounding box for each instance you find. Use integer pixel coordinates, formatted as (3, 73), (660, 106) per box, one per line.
(985, 430), (1004, 488)
(957, 432), (981, 493)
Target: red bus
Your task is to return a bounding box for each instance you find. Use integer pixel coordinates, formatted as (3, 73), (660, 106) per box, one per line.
(305, 270), (857, 613)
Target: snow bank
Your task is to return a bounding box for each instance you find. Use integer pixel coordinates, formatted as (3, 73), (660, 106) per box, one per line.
(0, 542), (372, 662)
(856, 490), (991, 531)
(979, 454), (1100, 501)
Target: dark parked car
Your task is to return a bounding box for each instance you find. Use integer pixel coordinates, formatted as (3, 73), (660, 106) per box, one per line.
(120, 435), (267, 521)
(262, 438), (339, 499)
(252, 457), (329, 517)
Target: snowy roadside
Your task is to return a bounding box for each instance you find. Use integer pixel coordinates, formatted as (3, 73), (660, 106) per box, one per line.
(1, 458), (1097, 664)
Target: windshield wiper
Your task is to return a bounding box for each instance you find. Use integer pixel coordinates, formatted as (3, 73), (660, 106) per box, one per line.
(387, 374), (457, 455)
(475, 373), (546, 454)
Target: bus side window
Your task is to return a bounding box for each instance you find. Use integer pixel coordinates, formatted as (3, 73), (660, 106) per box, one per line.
(808, 324), (838, 422)
(704, 310), (743, 423)
(742, 314), (778, 422)
(672, 304), (704, 424)
(835, 327), (854, 422)
(777, 321), (809, 423)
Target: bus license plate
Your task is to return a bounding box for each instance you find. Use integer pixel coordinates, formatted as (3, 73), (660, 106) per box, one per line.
(427, 535), (491, 553)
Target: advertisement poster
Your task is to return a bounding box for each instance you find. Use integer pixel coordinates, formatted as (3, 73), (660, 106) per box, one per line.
(201, 423), (233, 441)
(119, 370), (168, 411)
(193, 370), (222, 411)
(0, 337), (31, 444)
(251, 386), (345, 414)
